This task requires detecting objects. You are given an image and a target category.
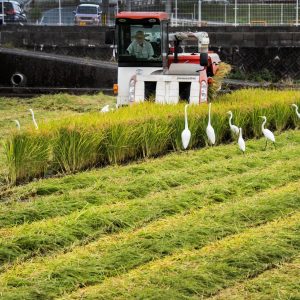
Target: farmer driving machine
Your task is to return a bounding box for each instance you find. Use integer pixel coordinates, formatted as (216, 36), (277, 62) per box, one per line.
(106, 11), (221, 106)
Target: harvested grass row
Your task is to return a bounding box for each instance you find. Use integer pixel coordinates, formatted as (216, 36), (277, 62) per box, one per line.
(0, 156), (299, 267)
(211, 255), (300, 300)
(63, 211), (300, 300)
(1, 131), (299, 228)
(0, 181), (299, 299)
(5, 128), (299, 202)
(4, 89), (300, 184)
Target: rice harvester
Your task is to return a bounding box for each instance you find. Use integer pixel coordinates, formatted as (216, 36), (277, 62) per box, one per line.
(105, 11), (221, 106)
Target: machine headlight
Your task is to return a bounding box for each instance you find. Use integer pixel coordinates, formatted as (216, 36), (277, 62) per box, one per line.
(200, 81), (208, 102)
(129, 79), (135, 103)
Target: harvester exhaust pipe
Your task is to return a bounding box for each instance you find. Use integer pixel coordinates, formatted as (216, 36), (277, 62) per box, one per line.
(11, 73), (27, 87)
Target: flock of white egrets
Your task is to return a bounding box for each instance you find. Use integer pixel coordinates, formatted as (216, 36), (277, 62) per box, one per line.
(181, 103), (300, 153)
(12, 103), (300, 154)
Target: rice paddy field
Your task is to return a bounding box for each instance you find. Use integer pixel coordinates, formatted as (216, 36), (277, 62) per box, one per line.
(0, 89), (299, 299)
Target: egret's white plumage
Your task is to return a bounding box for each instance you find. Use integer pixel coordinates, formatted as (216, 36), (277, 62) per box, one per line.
(101, 105), (110, 113)
(260, 116), (275, 149)
(238, 127), (246, 153)
(227, 111), (239, 135)
(291, 104), (300, 119)
(206, 102), (216, 145)
(181, 104), (191, 149)
(29, 109), (38, 130)
(13, 120), (21, 130)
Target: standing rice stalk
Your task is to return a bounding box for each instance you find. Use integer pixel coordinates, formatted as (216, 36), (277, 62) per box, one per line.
(3, 132), (50, 185)
(53, 127), (104, 173)
(140, 118), (173, 157)
(4, 89), (300, 185)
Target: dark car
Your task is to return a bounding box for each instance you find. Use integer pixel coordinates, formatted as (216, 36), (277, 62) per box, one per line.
(0, 1), (27, 24)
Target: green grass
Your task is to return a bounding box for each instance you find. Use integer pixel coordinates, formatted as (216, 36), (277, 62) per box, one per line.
(64, 211), (300, 300)
(0, 144), (299, 267)
(0, 90), (299, 299)
(211, 255), (300, 300)
(0, 181), (299, 299)
(0, 130), (299, 228)
(0, 93), (115, 185)
(3, 89), (300, 185)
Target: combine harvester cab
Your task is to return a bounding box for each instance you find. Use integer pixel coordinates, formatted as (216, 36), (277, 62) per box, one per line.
(106, 11), (220, 106)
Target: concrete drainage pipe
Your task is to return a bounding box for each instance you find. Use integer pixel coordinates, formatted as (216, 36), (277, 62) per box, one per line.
(11, 73), (27, 87)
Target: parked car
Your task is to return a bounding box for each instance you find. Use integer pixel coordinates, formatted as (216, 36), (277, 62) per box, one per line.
(74, 4), (101, 26)
(0, 1), (27, 24)
(202, 0), (229, 4)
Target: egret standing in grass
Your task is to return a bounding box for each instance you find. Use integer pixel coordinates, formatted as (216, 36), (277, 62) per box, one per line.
(13, 120), (21, 130)
(206, 102), (216, 145)
(181, 104), (191, 149)
(227, 111), (239, 136)
(238, 127), (246, 154)
(260, 116), (275, 150)
(291, 104), (300, 119)
(101, 105), (110, 113)
(29, 109), (38, 130)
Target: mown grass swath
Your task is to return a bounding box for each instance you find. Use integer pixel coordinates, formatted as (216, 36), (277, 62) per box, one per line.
(3, 89), (300, 184)
(63, 212), (300, 300)
(211, 255), (300, 300)
(0, 154), (298, 267)
(0, 181), (299, 299)
(0, 130), (298, 229)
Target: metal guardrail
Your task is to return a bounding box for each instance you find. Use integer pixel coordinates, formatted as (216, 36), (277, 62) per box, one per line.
(1, 0), (300, 26)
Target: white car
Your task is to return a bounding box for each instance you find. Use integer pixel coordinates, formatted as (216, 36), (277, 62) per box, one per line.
(74, 4), (101, 26)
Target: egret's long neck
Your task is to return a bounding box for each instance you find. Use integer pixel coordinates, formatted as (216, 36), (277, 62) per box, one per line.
(229, 113), (232, 127)
(184, 105), (188, 129)
(261, 119), (266, 131)
(208, 103), (211, 125)
(239, 127), (242, 138)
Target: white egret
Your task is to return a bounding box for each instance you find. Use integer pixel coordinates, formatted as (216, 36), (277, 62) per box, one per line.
(291, 104), (300, 119)
(227, 111), (239, 136)
(238, 127), (246, 154)
(101, 105), (110, 113)
(206, 102), (216, 145)
(181, 104), (191, 149)
(29, 109), (38, 130)
(13, 120), (21, 130)
(260, 116), (275, 149)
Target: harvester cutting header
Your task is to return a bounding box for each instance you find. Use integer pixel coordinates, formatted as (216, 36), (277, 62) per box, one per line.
(105, 11), (221, 106)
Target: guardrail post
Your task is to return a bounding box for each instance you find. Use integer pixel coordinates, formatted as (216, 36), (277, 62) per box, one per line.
(58, 0), (62, 25)
(175, 0), (178, 26)
(280, 3), (283, 24)
(248, 3), (250, 25)
(297, 0), (299, 26)
(224, 3), (227, 24)
(198, 0), (201, 26)
(234, 0), (237, 26)
(1, 0), (5, 26)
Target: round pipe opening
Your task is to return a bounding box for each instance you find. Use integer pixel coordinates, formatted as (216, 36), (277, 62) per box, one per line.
(11, 73), (26, 86)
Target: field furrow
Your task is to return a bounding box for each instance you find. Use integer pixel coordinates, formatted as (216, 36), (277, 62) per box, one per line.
(60, 212), (300, 300)
(0, 181), (299, 299)
(1, 130), (299, 229)
(0, 155), (299, 268)
(210, 256), (300, 300)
